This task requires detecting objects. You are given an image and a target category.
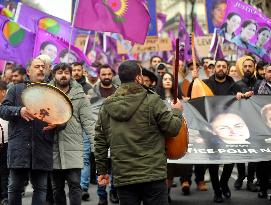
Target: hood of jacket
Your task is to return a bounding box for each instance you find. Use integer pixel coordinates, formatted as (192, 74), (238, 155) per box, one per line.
(103, 82), (147, 122)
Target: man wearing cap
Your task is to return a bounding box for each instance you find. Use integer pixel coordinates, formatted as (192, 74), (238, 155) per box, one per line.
(206, 60), (216, 77)
(142, 68), (158, 88)
(95, 60), (183, 205)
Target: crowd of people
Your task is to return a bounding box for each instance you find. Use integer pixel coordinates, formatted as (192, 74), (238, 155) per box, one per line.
(0, 52), (270, 205)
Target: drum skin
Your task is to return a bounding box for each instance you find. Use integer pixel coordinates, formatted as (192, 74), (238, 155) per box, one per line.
(166, 117), (189, 159)
(21, 83), (73, 125)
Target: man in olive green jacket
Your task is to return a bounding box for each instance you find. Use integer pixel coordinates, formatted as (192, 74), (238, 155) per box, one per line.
(50, 63), (95, 205)
(95, 60), (183, 205)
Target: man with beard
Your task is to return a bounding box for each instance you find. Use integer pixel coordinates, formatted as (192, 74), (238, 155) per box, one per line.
(71, 62), (93, 201)
(235, 57), (257, 100)
(0, 58), (55, 205)
(203, 58), (236, 203)
(72, 62), (92, 95)
(233, 57), (258, 193)
(50, 63), (95, 205)
(89, 64), (119, 205)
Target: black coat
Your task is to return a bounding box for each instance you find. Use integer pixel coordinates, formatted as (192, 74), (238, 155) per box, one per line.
(203, 75), (237, 95)
(77, 76), (92, 95)
(233, 76), (257, 93)
(0, 82), (54, 170)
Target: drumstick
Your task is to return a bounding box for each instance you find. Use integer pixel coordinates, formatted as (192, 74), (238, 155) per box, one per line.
(173, 38), (179, 104)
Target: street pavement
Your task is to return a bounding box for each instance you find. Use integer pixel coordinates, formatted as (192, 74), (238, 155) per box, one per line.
(22, 167), (271, 205)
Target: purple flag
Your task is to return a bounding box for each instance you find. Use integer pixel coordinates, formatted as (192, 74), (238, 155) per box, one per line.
(210, 28), (224, 59)
(219, 0), (271, 62)
(15, 3), (75, 42)
(33, 29), (95, 72)
(74, 0), (150, 44)
(157, 12), (166, 34)
(178, 15), (191, 61)
(0, 15), (34, 66)
(193, 15), (204, 37)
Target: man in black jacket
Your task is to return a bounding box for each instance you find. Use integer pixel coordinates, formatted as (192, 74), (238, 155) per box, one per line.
(203, 59), (236, 203)
(0, 58), (55, 205)
(233, 57), (258, 192)
(71, 62), (92, 95)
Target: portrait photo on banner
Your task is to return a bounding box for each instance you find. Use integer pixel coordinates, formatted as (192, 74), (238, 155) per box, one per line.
(219, 0), (271, 62)
(205, 0), (227, 33)
(34, 30), (82, 65)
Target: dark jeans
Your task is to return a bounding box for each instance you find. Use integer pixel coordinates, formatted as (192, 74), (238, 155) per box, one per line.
(179, 164), (206, 185)
(51, 169), (82, 205)
(46, 174), (54, 204)
(208, 164), (234, 196)
(0, 168), (8, 200)
(236, 162), (256, 182)
(8, 169), (48, 205)
(257, 161), (271, 192)
(117, 180), (168, 205)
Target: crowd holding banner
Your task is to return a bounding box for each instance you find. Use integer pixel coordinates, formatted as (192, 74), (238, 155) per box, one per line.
(169, 96), (271, 164)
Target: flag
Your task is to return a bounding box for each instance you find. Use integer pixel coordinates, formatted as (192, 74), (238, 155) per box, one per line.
(0, 15), (35, 66)
(193, 15), (204, 37)
(219, 0), (271, 62)
(157, 12), (167, 34)
(33, 29), (96, 73)
(178, 15), (191, 61)
(210, 28), (224, 59)
(15, 3), (75, 42)
(74, 0), (150, 44)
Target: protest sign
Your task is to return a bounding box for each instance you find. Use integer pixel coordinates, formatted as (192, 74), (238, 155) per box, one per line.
(116, 36), (172, 54)
(169, 96), (271, 164)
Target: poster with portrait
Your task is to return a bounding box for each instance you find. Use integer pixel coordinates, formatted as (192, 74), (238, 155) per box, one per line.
(219, 0), (271, 62)
(205, 0), (227, 33)
(168, 96), (271, 164)
(33, 29), (93, 68)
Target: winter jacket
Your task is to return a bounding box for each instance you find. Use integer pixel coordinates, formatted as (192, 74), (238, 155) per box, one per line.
(52, 80), (95, 169)
(95, 82), (182, 187)
(76, 76), (92, 95)
(0, 82), (54, 170)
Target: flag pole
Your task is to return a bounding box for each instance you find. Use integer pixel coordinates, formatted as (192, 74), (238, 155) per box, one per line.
(68, 0), (79, 54)
(173, 38), (179, 104)
(83, 31), (91, 54)
(213, 34), (220, 61)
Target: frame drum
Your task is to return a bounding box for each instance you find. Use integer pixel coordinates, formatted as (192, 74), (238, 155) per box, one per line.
(22, 83), (73, 124)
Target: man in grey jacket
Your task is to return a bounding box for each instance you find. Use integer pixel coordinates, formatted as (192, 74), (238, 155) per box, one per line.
(50, 63), (95, 205)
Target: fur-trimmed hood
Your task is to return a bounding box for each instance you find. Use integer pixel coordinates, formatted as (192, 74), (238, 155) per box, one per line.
(103, 82), (147, 121)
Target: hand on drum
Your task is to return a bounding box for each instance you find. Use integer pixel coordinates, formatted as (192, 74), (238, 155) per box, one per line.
(43, 124), (57, 131)
(20, 107), (34, 121)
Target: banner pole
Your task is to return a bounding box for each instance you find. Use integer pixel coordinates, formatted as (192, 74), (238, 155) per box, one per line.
(213, 34), (220, 60)
(83, 31), (91, 54)
(68, 0), (79, 55)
